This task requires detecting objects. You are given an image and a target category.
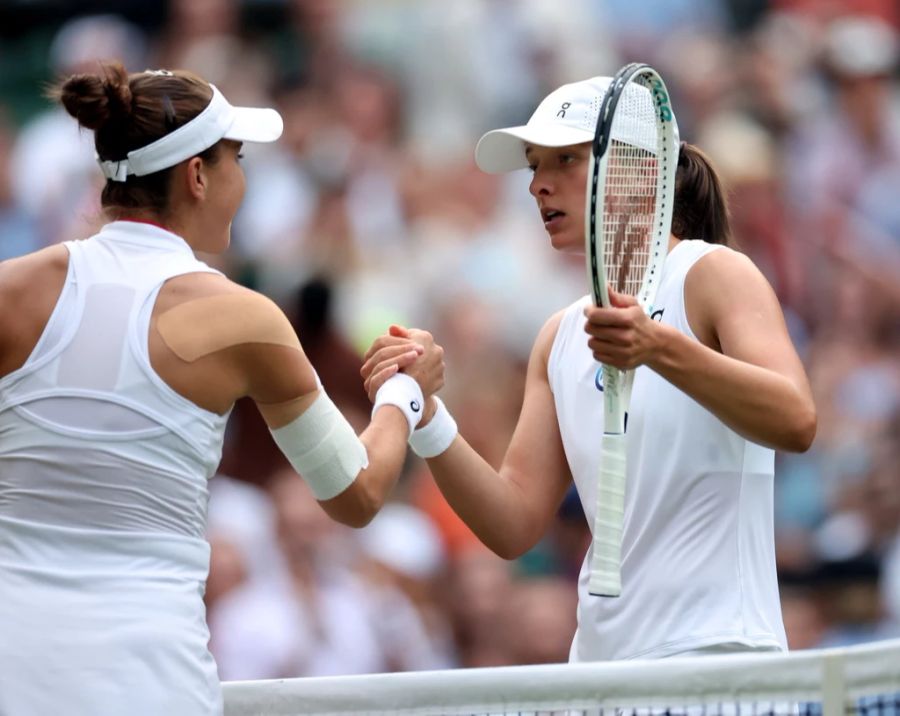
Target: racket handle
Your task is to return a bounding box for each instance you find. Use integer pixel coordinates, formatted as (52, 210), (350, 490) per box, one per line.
(588, 432), (626, 597)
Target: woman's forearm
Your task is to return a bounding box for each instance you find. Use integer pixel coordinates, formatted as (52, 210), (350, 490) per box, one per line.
(648, 324), (816, 452)
(426, 438), (542, 560)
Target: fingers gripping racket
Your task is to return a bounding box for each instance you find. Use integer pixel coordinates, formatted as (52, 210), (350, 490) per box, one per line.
(585, 63), (679, 597)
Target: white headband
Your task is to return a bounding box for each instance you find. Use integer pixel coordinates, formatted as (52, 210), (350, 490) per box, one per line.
(98, 84), (283, 182)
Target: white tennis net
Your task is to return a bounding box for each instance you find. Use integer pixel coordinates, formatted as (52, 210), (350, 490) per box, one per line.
(223, 638), (900, 716)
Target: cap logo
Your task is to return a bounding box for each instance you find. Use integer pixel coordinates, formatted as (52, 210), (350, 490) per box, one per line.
(557, 101), (572, 118)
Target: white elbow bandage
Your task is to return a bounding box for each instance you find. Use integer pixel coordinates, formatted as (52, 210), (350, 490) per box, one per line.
(408, 396), (458, 458)
(270, 391), (369, 500)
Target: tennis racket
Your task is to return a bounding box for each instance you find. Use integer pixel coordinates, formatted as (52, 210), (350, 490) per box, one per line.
(585, 63), (679, 597)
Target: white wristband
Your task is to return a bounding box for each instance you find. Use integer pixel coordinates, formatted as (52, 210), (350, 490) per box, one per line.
(409, 396), (458, 458)
(372, 373), (425, 437)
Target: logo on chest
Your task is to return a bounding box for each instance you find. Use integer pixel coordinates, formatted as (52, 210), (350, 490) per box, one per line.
(594, 365), (604, 392)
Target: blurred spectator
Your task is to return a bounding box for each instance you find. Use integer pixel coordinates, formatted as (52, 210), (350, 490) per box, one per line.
(0, 110), (40, 260)
(206, 477), (294, 680)
(442, 547), (516, 667)
(210, 470), (387, 678)
(786, 15), (900, 264)
(698, 111), (801, 304)
(292, 276), (371, 420)
(230, 81), (326, 275)
(500, 577), (578, 664)
(781, 586), (830, 650)
(156, 0), (274, 105)
(356, 502), (457, 669)
(10, 14), (148, 246)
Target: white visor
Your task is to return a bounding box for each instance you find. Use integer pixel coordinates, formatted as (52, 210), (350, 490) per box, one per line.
(475, 76), (661, 174)
(98, 84), (283, 182)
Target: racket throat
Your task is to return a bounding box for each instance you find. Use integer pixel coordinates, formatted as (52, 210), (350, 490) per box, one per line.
(602, 369), (632, 434)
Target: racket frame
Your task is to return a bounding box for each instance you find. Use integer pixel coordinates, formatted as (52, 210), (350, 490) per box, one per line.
(584, 63), (679, 597)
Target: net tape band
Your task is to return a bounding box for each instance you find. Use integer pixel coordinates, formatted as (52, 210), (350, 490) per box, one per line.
(223, 638), (900, 716)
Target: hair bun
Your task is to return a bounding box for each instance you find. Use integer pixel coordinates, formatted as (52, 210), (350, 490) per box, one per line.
(58, 61), (133, 131)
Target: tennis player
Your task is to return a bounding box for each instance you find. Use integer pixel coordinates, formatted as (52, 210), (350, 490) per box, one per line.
(0, 63), (439, 715)
(362, 76), (817, 662)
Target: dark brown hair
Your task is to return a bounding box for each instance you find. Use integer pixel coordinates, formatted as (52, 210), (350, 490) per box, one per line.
(49, 61), (221, 217)
(671, 142), (732, 246)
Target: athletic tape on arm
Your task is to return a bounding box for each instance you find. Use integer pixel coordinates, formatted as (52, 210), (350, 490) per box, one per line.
(157, 292), (300, 362)
(270, 391), (369, 500)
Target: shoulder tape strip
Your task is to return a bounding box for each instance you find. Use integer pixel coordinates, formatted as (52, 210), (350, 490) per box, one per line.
(157, 292), (300, 362)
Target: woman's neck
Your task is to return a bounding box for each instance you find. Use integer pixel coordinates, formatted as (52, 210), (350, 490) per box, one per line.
(109, 208), (171, 232)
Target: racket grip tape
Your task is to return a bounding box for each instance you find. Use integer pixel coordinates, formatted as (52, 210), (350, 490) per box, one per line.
(588, 432), (626, 597)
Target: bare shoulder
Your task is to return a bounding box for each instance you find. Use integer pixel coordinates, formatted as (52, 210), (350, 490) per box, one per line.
(0, 244), (70, 374)
(0, 244), (70, 321)
(0, 244), (69, 296)
(154, 272), (298, 355)
(149, 273), (309, 411)
(532, 307), (568, 370)
(157, 270), (261, 305)
(156, 272), (287, 323)
(685, 246), (782, 346)
(687, 245), (772, 299)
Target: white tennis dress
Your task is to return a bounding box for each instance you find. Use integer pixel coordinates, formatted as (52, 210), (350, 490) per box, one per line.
(548, 239), (788, 661)
(0, 221), (230, 714)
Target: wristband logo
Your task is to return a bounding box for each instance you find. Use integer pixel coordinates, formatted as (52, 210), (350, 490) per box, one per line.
(410, 400), (421, 413)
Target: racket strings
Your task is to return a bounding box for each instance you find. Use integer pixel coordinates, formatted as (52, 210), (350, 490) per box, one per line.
(602, 79), (662, 299)
(602, 142), (659, 297)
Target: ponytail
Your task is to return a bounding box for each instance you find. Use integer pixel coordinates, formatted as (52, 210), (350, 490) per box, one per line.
(55, 62), (134, 132)
(671, 142), (732, 246)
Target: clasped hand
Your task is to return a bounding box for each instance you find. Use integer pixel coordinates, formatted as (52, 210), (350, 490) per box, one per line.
(584, 289), (663, 370)
(361, 325), (446, 424)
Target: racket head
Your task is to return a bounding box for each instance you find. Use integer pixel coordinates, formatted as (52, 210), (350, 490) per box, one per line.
(585, 64), (679, 313)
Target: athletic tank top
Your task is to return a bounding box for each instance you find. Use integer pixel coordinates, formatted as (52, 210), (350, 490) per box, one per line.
(0, 221), (230, 714)
(548, 239), (787, 661)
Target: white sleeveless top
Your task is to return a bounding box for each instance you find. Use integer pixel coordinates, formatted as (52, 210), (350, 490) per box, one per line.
(0, 221), (230, 715)
(548, 239), (787, 661)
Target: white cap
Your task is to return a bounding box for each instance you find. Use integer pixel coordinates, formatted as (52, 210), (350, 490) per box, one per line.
(823, 15), (898, 77)
(475, 75), (660, 174)
(98, 83), (284, 182)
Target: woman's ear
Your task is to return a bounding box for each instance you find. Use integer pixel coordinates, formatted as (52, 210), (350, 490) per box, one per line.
(183, 156), (207, 201)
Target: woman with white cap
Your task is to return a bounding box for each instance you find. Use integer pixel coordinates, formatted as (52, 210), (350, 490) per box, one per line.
(363, 75), (816, 661)
(0, 62), (441, 715)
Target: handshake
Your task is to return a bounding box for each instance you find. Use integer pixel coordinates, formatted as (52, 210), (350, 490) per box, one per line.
(362, 324), (454, 459)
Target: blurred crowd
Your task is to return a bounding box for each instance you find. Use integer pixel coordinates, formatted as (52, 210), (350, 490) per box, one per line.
(0, 0), (898, 678)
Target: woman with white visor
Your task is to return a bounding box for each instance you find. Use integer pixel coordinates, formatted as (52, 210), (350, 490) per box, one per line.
(0, 62), (439, 715)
